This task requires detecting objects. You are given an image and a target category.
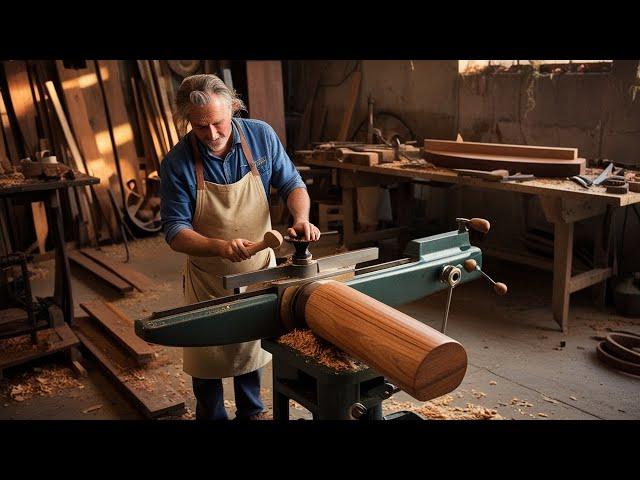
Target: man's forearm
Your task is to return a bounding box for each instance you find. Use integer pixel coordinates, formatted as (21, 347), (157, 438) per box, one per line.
(286, 187), (310, 223)
(169, 228), (226, 257)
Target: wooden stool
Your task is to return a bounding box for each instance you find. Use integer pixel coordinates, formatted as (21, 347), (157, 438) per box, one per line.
(317, 203), (344, 232)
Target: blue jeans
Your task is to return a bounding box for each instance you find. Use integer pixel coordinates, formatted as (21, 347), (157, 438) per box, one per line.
(192, 369), (265, 420)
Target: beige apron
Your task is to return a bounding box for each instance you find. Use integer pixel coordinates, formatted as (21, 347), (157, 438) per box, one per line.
(182, 123), (274, 379)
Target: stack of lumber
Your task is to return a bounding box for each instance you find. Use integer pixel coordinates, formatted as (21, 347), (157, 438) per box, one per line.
(0, 60), (186, 252)
(423, 139), (586, 177)
(68, 247), (154, 296)
(75, 301), (185, 418)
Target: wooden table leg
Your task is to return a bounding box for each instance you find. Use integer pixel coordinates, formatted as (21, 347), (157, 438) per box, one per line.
(592, 207), (614, 307)
(45, 190), (74, 325)
(552, 221), (574, 333)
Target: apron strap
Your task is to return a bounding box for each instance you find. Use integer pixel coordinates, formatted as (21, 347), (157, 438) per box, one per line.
(189, 132), (205, 191)
(235, 119), (260, 177)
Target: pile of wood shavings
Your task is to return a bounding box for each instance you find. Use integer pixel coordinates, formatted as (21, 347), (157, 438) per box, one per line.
(0, 365), (83, 402)
(0, 172), (27, 187)
(384, 395), (503, 420)
(277, 329), (366, 371)
(0, 331), (54, 355)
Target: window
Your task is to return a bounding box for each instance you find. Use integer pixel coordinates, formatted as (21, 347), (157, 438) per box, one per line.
(459, 60), (613, 75)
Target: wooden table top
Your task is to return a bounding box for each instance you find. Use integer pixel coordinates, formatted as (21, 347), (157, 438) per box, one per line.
(0, 172), (100, 197)
(303, 157), (640, 207)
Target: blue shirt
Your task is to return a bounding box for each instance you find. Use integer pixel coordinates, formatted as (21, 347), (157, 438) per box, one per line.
(159, 118), (306, 245)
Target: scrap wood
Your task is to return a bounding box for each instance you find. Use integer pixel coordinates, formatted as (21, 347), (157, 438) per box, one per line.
(74, 316), (184, 418)
(276, 329), (366, 371)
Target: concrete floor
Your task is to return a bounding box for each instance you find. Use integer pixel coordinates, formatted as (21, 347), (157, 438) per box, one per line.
(1, 234), (638, 420)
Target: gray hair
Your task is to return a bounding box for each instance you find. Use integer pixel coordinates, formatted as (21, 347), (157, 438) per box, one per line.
(174, 74), (246, 136)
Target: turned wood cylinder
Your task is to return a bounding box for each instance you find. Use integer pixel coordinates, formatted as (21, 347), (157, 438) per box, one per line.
(294, 280), (468, 401)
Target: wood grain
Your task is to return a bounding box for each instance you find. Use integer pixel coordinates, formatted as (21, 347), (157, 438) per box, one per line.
(424, 150), (585, 177)
(95, 60), (142, 200)
(78, 247), (154, 292)
(424, 139), (577, 160)
(68, 250), (133, 294)
(80, 301), (154, 364)
(299, 280), (468, 401)
(246, 61), (287, 147)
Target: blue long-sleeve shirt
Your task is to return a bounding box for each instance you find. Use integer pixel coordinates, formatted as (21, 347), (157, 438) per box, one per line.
(159, 118), (306, 245)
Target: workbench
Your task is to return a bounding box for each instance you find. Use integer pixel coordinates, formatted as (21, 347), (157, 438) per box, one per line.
(0, 173), (100, 325)
(301, 156), (640, 333)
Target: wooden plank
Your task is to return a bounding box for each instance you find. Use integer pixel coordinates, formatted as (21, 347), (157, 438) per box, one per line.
(246, 61), (287, 147)
(79, 301), (154, 364)
(3, 60), (38, 159)
(68, 250), (133, 294)
(295, 78), (318, 149)
(0, 89), (20, 163)
(132, 77), (165, 169)
(3, 61), (50, 253)
(74, 316), (185, 418)
(55, 61), (119, 240)
(137, 60), (170, 154)
(423, 150), (586, 177)
(424, 139), (578, 160)
(45, 80), (97, 245)
(0, 323), (79, 371)
(344, 151), (378, 166)
(150, 60), (179, 147)
(336, 70), (362, 141)
(78, 248), (153, 292)
(569, 267), (612, 294)
(94, 61), (143, 204)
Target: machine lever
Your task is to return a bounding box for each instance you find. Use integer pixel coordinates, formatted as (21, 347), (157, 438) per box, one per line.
(463, 259), (508, 295)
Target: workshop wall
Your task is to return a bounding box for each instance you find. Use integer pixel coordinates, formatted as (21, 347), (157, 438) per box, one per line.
(287, 60), (640, 273)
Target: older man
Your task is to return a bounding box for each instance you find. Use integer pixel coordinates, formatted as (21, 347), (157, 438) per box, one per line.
(160, 74), (320, 420)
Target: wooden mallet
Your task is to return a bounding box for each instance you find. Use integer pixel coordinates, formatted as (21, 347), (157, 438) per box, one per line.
(246, 230), (284, 256)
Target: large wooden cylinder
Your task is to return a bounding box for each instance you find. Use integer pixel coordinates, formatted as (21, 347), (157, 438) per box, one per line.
(294, 280), (467, 401)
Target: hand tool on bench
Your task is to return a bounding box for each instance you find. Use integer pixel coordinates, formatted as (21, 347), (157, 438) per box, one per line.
(135, 218), (506, 419)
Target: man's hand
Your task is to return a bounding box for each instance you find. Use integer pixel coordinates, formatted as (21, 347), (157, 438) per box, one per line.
(222, 238), (255, 262)
(288, 221), (321, 242)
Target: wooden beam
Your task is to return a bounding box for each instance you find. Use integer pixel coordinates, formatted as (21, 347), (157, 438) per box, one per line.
(424, 139), (578, 160)
(552, 221), (574, 333)
(0, 89), (20, 163)
(68, 250), (133, 294)
(3, 60), (38, 158)
(336, 69), (362, 142)
(246, 61), (287, 147)
(137, 60), (170, 154)
(78, 248), (153, 292)
(94, 60), (143, 205)
(150, 60), (179, 147)
(55, 61), (119, 241)
(74, 316), (185, 419)
(569, 267), (612, 294)
(539, 197), (607, 224)
(79, 301), (154, 365)
(132, 77), (164, 170)
(423, 150), (586, 177)
(44, 80), (97, 245)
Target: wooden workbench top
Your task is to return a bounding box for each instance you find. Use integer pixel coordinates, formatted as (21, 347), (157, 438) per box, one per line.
(303, 157), (640, 207)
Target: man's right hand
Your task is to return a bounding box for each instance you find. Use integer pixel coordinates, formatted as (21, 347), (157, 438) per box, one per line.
(222, 238), (254, 262)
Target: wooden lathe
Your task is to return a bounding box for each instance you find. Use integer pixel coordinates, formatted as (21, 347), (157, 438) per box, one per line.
(135, 218), (506, 420)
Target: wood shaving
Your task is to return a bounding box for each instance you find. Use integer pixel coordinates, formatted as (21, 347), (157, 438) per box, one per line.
(277, 329), (366, 371)
(82, 404), (103, 414)
(0, 364), (83, 402)
(383, 395), (503, 420)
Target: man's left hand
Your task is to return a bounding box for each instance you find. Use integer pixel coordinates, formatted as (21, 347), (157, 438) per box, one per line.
(288, 221), (321, 242)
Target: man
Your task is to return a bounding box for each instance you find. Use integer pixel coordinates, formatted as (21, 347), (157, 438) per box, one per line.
(159, 74), (320, 420)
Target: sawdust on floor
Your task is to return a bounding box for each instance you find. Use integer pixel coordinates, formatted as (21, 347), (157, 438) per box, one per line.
(0, 364), (84, 403)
